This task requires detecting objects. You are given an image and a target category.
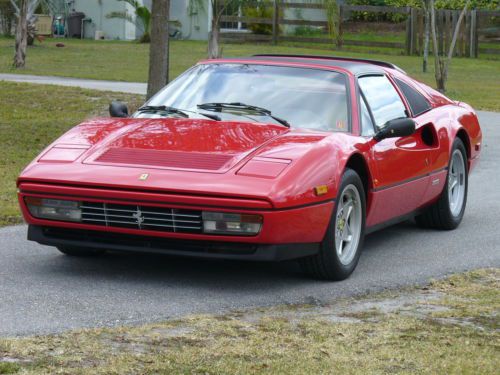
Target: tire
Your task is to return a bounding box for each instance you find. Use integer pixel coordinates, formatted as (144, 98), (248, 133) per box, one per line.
(300, 168), (366, 281)
(56, 246), (106, 257)
(415, 138), (468, 230)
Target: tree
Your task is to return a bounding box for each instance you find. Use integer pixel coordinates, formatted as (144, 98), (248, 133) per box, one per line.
(421, 0), (430, 72)
(197, 0), (339, 59)
(430, 0), (470, 92)
(107, 0), (152, 43)
(193, 0), (257, 59)
(0, 0), (16, 37)
(208, 0), (228, 59)
(146, 0), (170, 99)
(12, 0), (27, 67)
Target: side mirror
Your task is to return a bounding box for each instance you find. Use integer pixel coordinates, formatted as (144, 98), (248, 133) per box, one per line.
(374, 117), (415, 141)
(109, 101), (129, 118)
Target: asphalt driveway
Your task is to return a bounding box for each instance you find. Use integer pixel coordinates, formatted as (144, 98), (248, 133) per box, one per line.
(0, 110), (499, 337)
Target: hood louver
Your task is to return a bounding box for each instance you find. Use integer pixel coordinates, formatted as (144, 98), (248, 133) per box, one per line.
(94, 148), (235, 171)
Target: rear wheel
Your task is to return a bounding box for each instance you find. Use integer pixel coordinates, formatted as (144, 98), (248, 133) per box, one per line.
(57, 246), (106, 257)
(415, 138), (468, 230)
(300, 168), (366, 280)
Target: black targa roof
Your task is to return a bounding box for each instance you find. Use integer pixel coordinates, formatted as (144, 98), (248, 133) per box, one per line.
(228, 54), (406, 76)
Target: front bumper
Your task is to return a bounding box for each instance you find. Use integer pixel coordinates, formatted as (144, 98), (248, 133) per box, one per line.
(28, 225), (320, 261)
(18, 183), (334, 245)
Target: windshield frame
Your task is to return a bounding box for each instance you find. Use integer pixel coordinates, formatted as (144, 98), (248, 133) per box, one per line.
(143, 61), (353, 133)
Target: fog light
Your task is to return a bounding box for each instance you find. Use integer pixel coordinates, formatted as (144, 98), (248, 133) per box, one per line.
(202, 212), (262, 236)
(25, 197), (81, 222)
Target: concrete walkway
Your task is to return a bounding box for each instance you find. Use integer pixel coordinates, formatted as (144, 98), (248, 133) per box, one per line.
(0, 73), (147, 95)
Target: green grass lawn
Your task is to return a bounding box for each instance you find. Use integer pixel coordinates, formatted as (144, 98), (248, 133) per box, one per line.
(0, 268), (498, 374)
(0, 37), (499, 111)
(0, 82), (143, 226)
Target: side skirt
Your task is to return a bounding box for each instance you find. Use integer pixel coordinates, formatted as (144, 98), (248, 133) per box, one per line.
(365, 209), (424, 235)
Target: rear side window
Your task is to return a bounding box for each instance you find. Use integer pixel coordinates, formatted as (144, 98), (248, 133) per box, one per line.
(394, 78), (432, 116)
(358, 75), (407, 129)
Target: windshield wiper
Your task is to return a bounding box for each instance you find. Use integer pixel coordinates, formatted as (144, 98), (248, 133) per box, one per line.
(138, 105), (222, 121)
(197, 102), (290, 128)
(137, 105), (189, 118)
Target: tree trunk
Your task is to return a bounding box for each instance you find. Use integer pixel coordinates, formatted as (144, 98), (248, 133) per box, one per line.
(146, 0), (170, 100)
(429, 0), (469, 93)
(429, 0), (444, 92)
(422, 1), (430, 73)
(208, 17), (221, 59)
(13, 0), (28, 68)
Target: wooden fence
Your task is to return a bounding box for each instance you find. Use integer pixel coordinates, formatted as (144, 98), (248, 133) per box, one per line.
(220, 2), (499, 57)
(408, 9), (500, 57)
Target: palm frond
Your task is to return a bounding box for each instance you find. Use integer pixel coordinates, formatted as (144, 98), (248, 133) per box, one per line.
(188, 0), (205, 15)
(135, 6), (151, 33)
(106, 11), (135, 26)
(115, 0), (142, 9)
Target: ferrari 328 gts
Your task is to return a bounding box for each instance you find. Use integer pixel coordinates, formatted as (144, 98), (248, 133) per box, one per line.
(17, 54), (482, 280)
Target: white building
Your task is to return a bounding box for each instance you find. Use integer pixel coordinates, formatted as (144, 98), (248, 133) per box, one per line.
(70, 0), (331, 41)
(71, 0), (209, 41)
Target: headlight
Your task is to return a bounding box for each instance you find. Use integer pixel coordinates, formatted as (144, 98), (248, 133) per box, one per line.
(202, 212), (262, 236)
(25, 197), (82, 222)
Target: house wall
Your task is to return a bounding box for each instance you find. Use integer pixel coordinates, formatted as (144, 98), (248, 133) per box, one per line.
(171, 0), (209, 41)
(74, 0), (209, 41)
(73, 0), (138, 40)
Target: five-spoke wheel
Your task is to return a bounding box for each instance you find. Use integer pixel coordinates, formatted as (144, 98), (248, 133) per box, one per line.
(300, 168), (366, 280)
(416, 138), (468, 229)
(335, 184), (363, 266)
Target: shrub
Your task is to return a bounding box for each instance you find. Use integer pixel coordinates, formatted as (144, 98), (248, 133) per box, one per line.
(0, 0), (15, 37)
(244, 1), (274, 35)
(346, 0), (498, 23)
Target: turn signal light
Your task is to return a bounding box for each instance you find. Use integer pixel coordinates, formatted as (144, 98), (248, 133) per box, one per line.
(25, 197), (82, 222)
(202, 212), (262, 236)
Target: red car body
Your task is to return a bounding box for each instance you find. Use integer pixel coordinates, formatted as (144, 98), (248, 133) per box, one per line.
(17, 55), (482, 262)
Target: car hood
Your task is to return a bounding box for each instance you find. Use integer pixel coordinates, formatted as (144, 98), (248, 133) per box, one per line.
(19, 117), (338, 208)
(77, 117), (289, 173)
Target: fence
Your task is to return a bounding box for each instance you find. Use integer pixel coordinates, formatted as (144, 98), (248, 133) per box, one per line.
(220, 2), (499, 57)
(408, 9), (500, 57)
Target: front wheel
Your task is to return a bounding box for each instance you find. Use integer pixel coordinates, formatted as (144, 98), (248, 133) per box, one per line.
(300, 168), (366, 280)
(415, 138), (468, 230)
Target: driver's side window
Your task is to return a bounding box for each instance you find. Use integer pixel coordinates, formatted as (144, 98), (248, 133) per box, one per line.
(358, 75), (407, 130)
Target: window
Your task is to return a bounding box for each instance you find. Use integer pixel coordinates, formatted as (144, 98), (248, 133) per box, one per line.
(360, 95), (375, 136)
(394, 78), (432, 116)
(220, 3), (246, 31)
(147, 64), (349, 132)
(358, 75), (407, 129)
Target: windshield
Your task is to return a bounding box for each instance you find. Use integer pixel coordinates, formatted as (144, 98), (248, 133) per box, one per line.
(144, 64), (349, 132)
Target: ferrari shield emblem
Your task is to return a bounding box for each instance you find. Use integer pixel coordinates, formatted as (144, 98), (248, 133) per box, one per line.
(139, 173), (149, 181)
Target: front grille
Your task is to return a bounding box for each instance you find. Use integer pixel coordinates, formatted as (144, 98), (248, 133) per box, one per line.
(81, 202), (203, 233)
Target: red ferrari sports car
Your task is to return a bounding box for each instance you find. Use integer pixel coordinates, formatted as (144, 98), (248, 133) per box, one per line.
(17, 54), (482, 280)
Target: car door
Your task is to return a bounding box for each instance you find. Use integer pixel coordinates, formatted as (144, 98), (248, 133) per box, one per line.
(358, 74), (431, 226)
(391, 76), (448, 206)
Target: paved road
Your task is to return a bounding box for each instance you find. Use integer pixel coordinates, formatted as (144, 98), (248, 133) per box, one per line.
(1, 111), (499, 337)
(0, 73), (147, 94)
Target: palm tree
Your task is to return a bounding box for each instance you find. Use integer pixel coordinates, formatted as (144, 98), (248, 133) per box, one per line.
(107, 0), (151, 43)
